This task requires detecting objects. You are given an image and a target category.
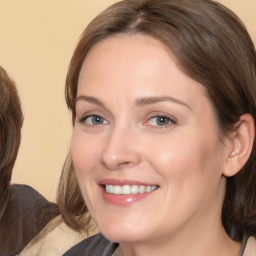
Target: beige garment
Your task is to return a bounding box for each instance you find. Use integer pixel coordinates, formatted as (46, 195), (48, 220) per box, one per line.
(243, 237), (256, 256)
(19, 215), (88, 256)
(112, 246), (122, 256)
(112, 236), (256, 256)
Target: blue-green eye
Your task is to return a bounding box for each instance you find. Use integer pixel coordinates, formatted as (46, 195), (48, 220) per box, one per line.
(147, 116), (175, 127)
(79, 115), (108, 125)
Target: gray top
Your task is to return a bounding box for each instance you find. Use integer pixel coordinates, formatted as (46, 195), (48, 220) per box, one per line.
(63, 233), (252, 256)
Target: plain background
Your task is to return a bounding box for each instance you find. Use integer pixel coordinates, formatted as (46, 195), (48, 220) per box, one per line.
(0, 0), (255, 201)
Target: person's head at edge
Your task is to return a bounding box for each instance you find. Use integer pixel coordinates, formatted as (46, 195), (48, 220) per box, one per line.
(57, 0), (256, 252)
(0, 66), (23, 219)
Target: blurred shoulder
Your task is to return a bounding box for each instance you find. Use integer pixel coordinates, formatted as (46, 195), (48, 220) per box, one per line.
(10, 184), (48, 204)
(8, 184), (59, 221)
(0, 184), (59, 255)
(20, 215), (87, 256)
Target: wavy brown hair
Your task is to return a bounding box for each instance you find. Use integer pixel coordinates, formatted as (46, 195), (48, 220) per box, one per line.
(0, 66), (23, 219)
(57, 0), (256, 240)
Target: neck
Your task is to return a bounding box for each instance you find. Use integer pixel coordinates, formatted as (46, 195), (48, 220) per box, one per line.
(119, 220), (241, 256)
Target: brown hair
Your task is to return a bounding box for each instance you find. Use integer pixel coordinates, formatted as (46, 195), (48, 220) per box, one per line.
(58, 0), (256, 240)
(0, 66), (23, 218)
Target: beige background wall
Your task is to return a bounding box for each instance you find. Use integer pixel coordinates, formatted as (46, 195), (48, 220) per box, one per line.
(0, 0), (255, 201)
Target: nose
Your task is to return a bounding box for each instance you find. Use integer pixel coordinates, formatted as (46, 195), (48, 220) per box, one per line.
(100, 126), (141, 170)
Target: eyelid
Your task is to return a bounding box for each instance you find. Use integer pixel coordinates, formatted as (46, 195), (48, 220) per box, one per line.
(143, 113), (177, 128)
(76, 112), (110, 126)
(75, 101), (111, 121)
(76, 110), (177, 129)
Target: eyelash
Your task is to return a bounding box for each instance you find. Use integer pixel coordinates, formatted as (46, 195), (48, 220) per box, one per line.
(77, 114), (177, 129)
(144, 114), (177, 128)
(78, 115), (108, 126)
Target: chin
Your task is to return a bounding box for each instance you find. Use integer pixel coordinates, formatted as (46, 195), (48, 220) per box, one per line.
(99, 223), (152, 243)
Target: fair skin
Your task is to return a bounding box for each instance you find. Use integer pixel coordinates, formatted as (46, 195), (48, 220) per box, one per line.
(71, 34), (243, 256)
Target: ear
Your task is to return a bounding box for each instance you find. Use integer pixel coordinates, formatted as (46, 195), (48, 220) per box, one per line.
(222, 113), (255, 177)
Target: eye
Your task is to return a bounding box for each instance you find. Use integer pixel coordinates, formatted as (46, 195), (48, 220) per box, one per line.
(78, 115), (108, 126)
(145, 115), (176, 127)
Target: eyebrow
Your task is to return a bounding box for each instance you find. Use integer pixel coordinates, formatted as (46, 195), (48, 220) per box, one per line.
(76, 95), (192, 110)
(76, 96), (105, 107)
(135, 96), (192, 110)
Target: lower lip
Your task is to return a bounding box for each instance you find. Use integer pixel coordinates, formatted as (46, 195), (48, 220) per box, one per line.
(100, 186), (157, 206)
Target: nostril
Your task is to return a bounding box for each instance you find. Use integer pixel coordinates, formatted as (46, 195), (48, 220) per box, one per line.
(119, 162), (133, 167)
(100, 144), (141, 170)
(101, 160), (133, 170)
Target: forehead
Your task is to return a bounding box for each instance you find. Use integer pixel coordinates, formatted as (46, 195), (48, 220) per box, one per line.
(78, 34), (206, 104)
(79, 34), (173, 83)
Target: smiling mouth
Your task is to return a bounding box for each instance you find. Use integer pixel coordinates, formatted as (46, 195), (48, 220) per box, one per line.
(104, 184), (158, 195)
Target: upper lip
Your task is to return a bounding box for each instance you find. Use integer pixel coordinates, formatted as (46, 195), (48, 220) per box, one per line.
(98, 179), (158, 186)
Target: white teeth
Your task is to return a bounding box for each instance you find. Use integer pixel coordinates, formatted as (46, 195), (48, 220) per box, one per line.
(146, 186), (151, 193)
(139, 185), (146, 193)
(105, 184), (158, 195)
(122, 185), (131, 194)
(151, 185), (158, 191)
(131, 185), (139, 194)
(113, 185), (122, 194)
(106, 185), (112, 193)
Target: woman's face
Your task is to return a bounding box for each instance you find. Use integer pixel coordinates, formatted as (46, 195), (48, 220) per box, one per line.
(71, 34), (230, 244)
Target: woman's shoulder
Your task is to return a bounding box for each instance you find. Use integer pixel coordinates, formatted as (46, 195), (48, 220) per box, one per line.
(10, 184), (50, 205)
(20, 215), (86, 256)
(63, 233), (118, 256)
(0, 184), (59, 256)
(8, 184), (59, 226)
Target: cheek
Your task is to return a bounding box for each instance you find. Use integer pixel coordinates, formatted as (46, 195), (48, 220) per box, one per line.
(70, 130), (99, 179)
(146, 131), (223, 186)
(147, 133), (225, 221)
(70, 130), (103, 210)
